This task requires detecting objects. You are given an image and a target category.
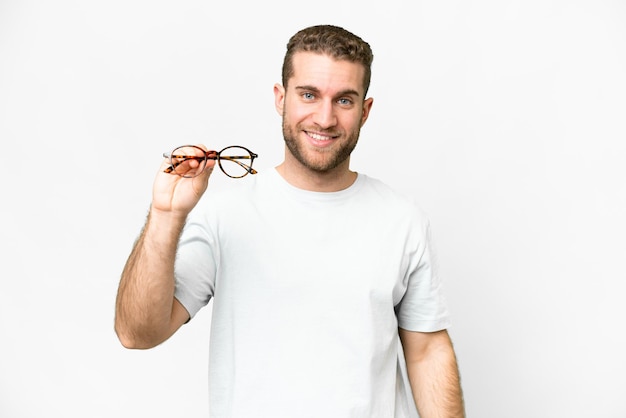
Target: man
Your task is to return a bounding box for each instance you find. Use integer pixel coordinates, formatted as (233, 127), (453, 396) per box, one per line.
(115, 24), (465, 417)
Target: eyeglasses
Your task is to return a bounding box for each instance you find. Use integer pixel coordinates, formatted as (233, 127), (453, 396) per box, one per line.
(163, 145), (258, 179)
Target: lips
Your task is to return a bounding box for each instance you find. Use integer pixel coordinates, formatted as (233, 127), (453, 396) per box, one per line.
(305, 130), (339, 147)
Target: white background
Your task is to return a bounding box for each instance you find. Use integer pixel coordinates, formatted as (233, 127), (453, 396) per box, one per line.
(1, 1), (625, 417)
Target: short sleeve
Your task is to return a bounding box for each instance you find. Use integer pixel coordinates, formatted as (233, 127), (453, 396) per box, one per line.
(395, 219), (451, 332)
(174, 209), (218, 319)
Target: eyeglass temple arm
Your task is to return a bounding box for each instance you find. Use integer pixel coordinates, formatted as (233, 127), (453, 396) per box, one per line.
(219, 155), (258, 174)
(162, 155), (209, 174)
(163, 154), (257, 175)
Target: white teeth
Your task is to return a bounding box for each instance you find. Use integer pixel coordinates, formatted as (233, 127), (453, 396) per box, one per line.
(309, 132), (332, 141)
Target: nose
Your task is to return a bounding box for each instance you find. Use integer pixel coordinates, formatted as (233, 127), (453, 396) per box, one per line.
(311, 100), (337, 129)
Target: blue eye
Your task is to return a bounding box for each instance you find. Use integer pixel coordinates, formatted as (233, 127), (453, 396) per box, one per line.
(338, 98), (353, 106)
(303, 92), (315, 100)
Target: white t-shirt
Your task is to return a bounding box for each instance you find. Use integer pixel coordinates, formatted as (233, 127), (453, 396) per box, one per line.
(174, 169), (451, 418)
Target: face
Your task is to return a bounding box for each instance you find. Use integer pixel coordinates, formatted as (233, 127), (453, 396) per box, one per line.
(274, 52), (373, 174)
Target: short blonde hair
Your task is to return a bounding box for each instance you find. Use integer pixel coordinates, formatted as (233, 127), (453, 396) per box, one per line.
(281, 25), (373, 96)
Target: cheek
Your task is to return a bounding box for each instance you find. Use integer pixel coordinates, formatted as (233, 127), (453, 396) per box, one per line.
(341, 114), (363, 131)
(284, 105), (309, 125)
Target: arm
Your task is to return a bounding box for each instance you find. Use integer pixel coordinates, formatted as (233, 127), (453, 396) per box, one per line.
(114, 151), (215, 349)
(399, 328), (465, 418)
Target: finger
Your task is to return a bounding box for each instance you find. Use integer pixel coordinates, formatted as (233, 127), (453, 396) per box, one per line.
(165, 146), (205, 178)
(196, 159), (215, 183)
(192, 143), (217, 179)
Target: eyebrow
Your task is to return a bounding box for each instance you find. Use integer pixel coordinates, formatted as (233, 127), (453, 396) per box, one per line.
(295, 85), (361, 98)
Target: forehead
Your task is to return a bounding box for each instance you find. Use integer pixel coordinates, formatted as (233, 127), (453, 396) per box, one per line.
(289, 52), (366, 96)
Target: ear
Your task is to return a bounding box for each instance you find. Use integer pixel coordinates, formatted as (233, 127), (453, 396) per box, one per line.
(360, 97), (374, 127)
(273, 83), (286, 116)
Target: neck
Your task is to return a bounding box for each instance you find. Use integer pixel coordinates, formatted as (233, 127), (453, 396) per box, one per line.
(275, 160), (357, 192)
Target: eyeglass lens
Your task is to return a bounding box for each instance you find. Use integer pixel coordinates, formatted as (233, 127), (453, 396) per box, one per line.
(218, 146), (255, 178)
(169, 146), (209, 178)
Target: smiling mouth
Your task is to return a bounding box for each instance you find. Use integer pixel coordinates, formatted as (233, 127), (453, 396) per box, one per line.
(306, 131), (339, 143)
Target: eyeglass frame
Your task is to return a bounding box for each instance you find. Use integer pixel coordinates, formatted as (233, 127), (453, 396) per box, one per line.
(163, 145), (258, 178)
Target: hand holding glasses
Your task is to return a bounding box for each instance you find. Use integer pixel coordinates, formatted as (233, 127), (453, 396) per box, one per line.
(163, 145), (258, 179)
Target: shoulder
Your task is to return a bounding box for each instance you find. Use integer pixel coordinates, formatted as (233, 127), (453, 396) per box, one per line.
(358, 174), (430, 223)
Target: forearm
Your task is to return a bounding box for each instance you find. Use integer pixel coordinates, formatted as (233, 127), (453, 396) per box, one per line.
(115, 208), (186, 349)
(401, 329), (465, 418)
